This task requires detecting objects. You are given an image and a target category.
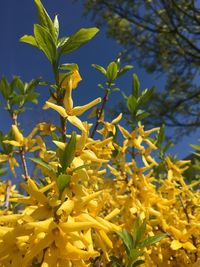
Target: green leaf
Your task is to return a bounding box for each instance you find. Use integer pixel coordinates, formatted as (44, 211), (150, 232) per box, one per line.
(111, 87), (120, 92)
(127, 95), (137, 113)
(53, 15), (59, 39)
(11, 76), (25, 94)
(92, 64), (107, 76)
(117, 65), (133, 78)
(60, 27), (99, 55)
(137, 87), (155, 105)
(34, 24), (56, 63)
(117, 230), (133, 255)
(156, 124), (165, 146)
(136, 110), (150, 121)
(29, 157), (54, 171)
(34, 0), (56, 42)
(132, 218), (147, 248)
(59, 63), (79, 71)
(0, 77), (11, 99)
(57, 174), (71, 192)
(132, 260), (145, 267)
(132, 74), (140, 99)
(106, 62), (118, 82)
(57, 36), (69, 48)
(138, 233), (166, 249)
(11, 95), (24, 105)
(60, 132), (76, 173)
(191, 144), (200, 151)
(0, 167), (8, 176)
(24, 92), (40, 104)
(109, 256), (123, 267)
(20, 35), (38, 48)
(129, 248), (143, 263)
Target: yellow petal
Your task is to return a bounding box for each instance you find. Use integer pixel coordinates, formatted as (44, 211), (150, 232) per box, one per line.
(22, 233), (54, 266)
(3, 140), (21, 147)
(104, 208), (120, 221)
(67, 116), (86, 132)
(80, 150), (108, 163)
(182, 241), (196, 251)
(56, 199), (74, 216)
(111, 113), (122, 124)
(0, 154), (9, 163)
(44, 101), (67, 118)
(59, 70), (82, 90)
(72, 98), (101, 116)
(170, 240), (182, 250)
(64, 242), (99, 260)
(63, 87), (73, 111)
(118, 125), (131, 139)
(60, 222), (95, 232)
(21, 179), (49, 205)
(98, 229), (113, 248)
(12, 125), (24, 143)
(53, 140), (66, 150)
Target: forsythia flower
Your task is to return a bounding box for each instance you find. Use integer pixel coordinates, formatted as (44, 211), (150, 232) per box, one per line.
(44, 70), (101, 132)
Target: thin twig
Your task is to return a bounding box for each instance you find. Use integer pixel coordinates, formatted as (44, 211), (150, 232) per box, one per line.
(4, 180), (12, 208)
(178, 193), (198, 261)
(91, 91), (109, 138)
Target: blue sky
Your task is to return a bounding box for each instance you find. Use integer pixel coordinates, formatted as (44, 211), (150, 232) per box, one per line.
(0, 0), (198, 159)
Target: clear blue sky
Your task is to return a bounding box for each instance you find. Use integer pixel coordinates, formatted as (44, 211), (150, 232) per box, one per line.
(0, 0), (198, 159)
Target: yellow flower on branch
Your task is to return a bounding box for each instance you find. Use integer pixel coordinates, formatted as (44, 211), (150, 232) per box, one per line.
(45, 98), (101, 132)
(3, 125), (38, 152)
(170, 239), (196, 251)
(59, 69), (82, 90)
(44, 69), (101, 132)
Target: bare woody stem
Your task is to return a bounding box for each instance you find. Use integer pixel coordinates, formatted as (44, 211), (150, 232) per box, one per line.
(178, 193), (197, 261)
(12, 113), (29, 181)
(4, 180), (12, 208)
(90, 90), (109, 138)
(60, 116), (67, 142)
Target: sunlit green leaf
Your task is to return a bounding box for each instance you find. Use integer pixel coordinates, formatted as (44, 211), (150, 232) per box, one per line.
(106, 61), (118, 82)
(29, 157), (54, 172)
(60, 27), (99, 55)
(117, 65), (133, 78)
(117, 230), (133, 255)
(60, 132), (76, 173)
(132, 74), (140, 99)
(20, 35), (38, 48)
(57, 174), (71, 192)
(137, 87), (154, 105)
(92, 64), (107, 76)
(34, 0), (56, 42)
(127, 95), (137, 113)
(34, 24), (56, 63)
(59, 63), (79, 71)
(138, 233), (166, 249)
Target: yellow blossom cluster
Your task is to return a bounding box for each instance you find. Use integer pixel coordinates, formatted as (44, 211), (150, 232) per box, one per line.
(0, 69), (199, 267)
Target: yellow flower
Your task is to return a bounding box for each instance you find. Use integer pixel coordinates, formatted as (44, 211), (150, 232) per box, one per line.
(3, 125), (38, 152)
(59, 69), (82, 90)
(0, 154), (19, 176)
(170, 240), (196, 251)
(44, 97), (101, 132)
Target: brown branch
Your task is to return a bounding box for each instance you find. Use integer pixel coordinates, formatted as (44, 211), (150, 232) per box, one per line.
(4, 180), (12, 208)
(90, 90), (109, 138)
(178, 194), (198, 261)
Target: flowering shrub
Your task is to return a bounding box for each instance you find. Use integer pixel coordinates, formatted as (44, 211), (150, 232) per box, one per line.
(0, 1), (199, 266)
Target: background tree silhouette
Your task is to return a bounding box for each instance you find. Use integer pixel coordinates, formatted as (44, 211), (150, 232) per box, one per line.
(81, 0), (200, 138)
